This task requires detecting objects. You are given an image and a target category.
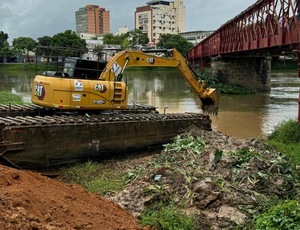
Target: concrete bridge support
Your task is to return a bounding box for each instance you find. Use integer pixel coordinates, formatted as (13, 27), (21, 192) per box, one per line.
(211, 56), (272, 92)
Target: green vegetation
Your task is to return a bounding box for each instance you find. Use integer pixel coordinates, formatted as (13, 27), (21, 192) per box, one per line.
(198, 68), (256, 94)
(0, 91), (23, 104)
(12, 37), (37, 62)
(163, 135), (205, 154)
(156, 34), (193, 58)
(59, 120), (300, 229)
(103, 29), (149, 49)
(272, 58), (297, 70)
(59, 161), (125, 195)
(0, 63), (37, 71)
(248, 119), (300, 229)
(254, 200), (300, 229)
(0, 29), (88, 62)
(268, 119), (300, 165)
(140, 202), (197, 230)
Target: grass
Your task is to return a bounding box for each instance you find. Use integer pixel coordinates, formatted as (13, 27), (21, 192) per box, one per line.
(0, 63), (49, 73)
(59, 161), (125, 196)
(140, 202), (198, 230)
(0, 91), (24, 104)
(0, 63), (37, 71)
(268, 119), (300, 165)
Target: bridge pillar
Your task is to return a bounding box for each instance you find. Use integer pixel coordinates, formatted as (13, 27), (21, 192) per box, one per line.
(211, 56), (272, 92)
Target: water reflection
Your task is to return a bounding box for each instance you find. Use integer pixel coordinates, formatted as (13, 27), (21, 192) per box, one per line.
(0, 69), (298, 139)
(0, 71), (35, 103)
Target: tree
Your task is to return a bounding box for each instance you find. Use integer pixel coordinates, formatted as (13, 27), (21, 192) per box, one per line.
(0, 31), (9, 50)
(103, 33), (115, 45)
(103, 29), (149, 49)
(0, 31), (9, 63)
(93, 45), (104, 60)
(37, 36), (52, 47)
(12, 37), (37, 63)
(103, 33), (127, 46)
(125, 29), (149, 48)
(156, 34), (193, 57)
(51, 30), (87, 57)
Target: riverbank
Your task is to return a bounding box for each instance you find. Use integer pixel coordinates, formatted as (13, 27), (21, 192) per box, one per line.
(0, 122), (299, 229)
(0, 63), (36, 71)
(0, 59), (297, 72)
(0, 91), (299, 228)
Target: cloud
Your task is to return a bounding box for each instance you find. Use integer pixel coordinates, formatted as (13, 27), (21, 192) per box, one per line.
(0, 0), (257, 44)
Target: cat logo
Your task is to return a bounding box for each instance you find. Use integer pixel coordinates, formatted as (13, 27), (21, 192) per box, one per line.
(147, 57), (155, 64)
(34, 85), (46, 100)
(94, 84), (107, 93)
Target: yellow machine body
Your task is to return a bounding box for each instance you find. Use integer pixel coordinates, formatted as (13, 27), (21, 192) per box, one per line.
(32, 76), (128, 110)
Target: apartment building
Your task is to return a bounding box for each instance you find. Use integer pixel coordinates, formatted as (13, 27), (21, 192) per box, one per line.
(76, 5), (110, 35)
(135, 0), (185, 43)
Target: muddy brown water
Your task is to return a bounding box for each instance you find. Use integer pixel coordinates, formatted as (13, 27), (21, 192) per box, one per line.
(0, 69), (298, 139)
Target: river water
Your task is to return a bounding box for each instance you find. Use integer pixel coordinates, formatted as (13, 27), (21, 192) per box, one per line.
(0, 69), (299, 139)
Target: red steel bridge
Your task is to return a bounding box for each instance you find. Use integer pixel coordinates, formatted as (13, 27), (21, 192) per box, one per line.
(188, 0), (300, 122)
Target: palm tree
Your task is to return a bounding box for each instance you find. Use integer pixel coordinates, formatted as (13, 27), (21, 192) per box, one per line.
(93, 45), (104, 61)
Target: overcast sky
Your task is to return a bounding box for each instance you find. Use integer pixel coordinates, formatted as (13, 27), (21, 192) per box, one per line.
(0, 0), (257, 44)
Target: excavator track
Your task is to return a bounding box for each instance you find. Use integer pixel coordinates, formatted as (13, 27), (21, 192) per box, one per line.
(0, 104), (211, 171)
(0, 104), (159, 118)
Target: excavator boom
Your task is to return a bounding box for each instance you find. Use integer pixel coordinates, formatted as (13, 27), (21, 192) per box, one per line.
(99, 49), (220, 115)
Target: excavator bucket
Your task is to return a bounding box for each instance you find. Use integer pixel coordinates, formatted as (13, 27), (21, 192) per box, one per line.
(199, 88), (220, 115)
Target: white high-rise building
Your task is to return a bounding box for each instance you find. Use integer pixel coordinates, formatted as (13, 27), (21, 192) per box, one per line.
(135, 0), (185, 44)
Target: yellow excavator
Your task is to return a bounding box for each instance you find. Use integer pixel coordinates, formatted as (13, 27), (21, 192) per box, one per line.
(32, 48), (220, 115)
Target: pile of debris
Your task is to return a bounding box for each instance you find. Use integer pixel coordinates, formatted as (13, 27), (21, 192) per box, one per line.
(108, 127), (299, 229)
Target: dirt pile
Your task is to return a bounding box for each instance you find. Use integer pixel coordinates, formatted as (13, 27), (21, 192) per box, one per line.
(0, 165), (146, 230)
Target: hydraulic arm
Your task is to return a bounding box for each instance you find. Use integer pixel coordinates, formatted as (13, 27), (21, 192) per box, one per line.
(99, 48), (220, 115)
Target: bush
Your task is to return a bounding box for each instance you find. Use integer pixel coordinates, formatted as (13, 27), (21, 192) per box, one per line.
(254, 200), (300, 229)
(268, 119), (300, 144)
(197, 69), (256, 94)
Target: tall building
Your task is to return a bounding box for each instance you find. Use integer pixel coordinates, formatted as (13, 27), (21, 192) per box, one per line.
(135, 0), (185, 44)
(76, 5), (110, 35)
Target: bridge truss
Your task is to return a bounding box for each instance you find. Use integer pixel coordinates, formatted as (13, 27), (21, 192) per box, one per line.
(188, 0), (300, 123)
(188, 0), (300, 59)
